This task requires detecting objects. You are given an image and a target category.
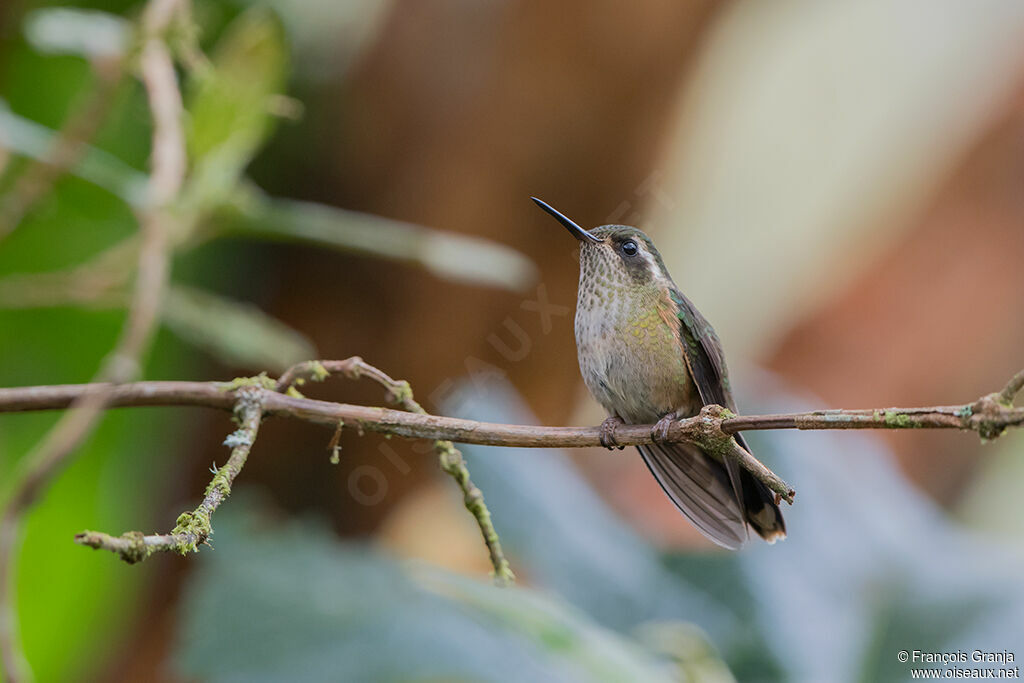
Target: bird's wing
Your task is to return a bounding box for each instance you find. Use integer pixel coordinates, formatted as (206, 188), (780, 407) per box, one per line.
(669, 288), (747, 519)
(669, 289), (737, 411)
(669, 288), (786, 543)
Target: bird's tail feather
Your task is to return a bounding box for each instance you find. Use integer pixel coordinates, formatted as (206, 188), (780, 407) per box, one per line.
(734, 433), (786, 543)
(636, 441), (748, 549)
(636, 437), (786, 549)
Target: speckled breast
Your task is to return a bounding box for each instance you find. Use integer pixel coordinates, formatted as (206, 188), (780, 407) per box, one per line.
(574, 284), (697, 424)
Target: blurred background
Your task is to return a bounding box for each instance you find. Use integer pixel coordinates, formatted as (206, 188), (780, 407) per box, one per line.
(2, 0), (1024, 680)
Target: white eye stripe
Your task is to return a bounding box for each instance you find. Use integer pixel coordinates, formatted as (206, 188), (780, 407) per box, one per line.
(635, 245), (664, 280)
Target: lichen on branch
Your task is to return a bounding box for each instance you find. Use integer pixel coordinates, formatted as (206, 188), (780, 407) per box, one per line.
(279, 357), (515, 586)
(5, 362), (1024, 587)
(74, 386), (263, 562)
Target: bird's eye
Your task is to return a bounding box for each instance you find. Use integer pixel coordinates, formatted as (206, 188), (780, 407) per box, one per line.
(621, 240), (639, 256)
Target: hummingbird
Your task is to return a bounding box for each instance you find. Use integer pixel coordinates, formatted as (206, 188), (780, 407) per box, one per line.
(532, 197), (785, 549)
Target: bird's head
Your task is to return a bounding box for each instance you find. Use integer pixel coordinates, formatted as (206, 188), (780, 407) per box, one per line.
(531, 197), (671, 288)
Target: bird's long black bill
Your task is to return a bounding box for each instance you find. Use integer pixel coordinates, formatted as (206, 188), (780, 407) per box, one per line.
(531, 197), (601, 243)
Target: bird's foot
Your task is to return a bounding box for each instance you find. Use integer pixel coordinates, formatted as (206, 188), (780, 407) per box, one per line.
(599, 416), (626, 450)
(652, 412), (682, 443)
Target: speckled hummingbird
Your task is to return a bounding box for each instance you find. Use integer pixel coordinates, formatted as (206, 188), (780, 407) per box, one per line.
(532, 197), (785, 549)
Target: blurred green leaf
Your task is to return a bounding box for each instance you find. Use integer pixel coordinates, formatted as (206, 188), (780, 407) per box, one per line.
(175, 495), (688, 683)
(219, 191), (538, 292)
(0, 260), (317, 374)
(183, 8), (288, 210)
(0, 307), (196, 683)
(0, 6), (300, 682)
(0, 100), (536, 292)
(0, 98), (148, 206)
(22, 8), (131, 60)
(163, 284), (315, 372)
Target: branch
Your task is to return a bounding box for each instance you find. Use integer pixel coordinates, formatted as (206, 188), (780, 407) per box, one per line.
(998, 369), (1024, 407)
(4, 371), (1022, 449)
(138, 0), (187, 209)
(68, 360), (514, 583)
(75, 387), (263, 562)
(1, 363), (1021, 535)
(277, 358), (514, 584)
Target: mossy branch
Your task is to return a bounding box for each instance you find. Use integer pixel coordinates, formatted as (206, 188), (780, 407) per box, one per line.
(74, 387), (263, 562)
(4, 363), (1023, 579)
(276, 358), (514, 585)
(5, 369), (1021, 450)
(693, 405), (795, 505)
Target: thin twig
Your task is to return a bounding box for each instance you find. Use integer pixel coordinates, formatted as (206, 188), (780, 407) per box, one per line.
(274, 358), (330, 393)
(0, 1), (186, 679)
(75, 388), (263, 562)
(278, 358), (514, 585)
(138, 4), (187, 209)
(690, 405), (796, 504)
(998, 369), (1024, 406)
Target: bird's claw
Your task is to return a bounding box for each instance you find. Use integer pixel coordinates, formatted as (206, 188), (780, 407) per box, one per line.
(599, 416), (625, 450)
(652, 413), (680, 443)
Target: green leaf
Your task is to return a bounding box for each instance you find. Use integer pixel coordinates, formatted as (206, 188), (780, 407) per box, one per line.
(0, 306), (198, 683)
(217, 190), (538, 292)
(0, 99), (148, 206)
(183, 8), (289, 210)
(162, 285), (315, 372)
